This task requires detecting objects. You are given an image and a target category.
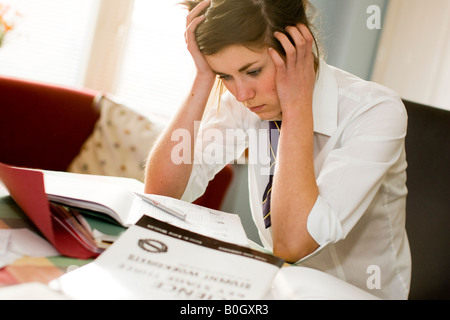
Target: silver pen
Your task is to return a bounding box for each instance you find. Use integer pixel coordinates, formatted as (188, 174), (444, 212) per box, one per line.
(135, 193), (187, 221)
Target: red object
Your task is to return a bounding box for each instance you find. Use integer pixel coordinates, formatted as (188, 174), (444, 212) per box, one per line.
(0, 162), (99, 259)
(0, 76), (100, 171)
(194, 165), (234, 210)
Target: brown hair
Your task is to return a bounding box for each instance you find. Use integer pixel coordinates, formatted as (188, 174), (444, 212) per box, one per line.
(180, 0), (320, 68)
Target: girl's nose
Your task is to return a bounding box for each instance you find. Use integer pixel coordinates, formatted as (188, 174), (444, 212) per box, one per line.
(235, 81), (255, 103)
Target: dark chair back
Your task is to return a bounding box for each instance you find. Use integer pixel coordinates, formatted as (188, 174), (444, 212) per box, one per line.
(403, 99), (450, 300)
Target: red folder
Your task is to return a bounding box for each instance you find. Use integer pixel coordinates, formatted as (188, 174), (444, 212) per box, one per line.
(0, 162), (100, 259)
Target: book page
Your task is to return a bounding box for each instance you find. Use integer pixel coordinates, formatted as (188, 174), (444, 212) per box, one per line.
(267, 266), (379, 300)
(133, 194), (249, 247)
(42, 170), (250, 247)
(43, 171), (138, 225)
(51, 216), (283, 300)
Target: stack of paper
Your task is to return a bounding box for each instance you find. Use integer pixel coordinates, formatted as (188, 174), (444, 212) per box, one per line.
(50, 215), (284, 300)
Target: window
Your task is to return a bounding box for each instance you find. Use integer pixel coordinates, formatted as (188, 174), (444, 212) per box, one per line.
(0, 0), (202, 119)
(0, 0), (99, 87)
(114, 0), (195, 118)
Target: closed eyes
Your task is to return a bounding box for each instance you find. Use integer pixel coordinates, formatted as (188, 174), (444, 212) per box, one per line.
(217, 68), (262, 81)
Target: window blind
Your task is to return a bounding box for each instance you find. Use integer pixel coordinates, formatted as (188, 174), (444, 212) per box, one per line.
(114, 0), (196, 118)
(0, 0), (99, 88)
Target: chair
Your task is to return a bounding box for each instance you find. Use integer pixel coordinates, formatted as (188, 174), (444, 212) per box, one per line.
(0, 76), (233, 211)
(0, 76), (100, 172)
(193, 164), (234, 210)
(403, 100), (450, 300)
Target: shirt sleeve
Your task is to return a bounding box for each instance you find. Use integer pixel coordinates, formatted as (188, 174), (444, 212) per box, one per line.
(303, 95), (408, 259)
(181, 93), (250, 202)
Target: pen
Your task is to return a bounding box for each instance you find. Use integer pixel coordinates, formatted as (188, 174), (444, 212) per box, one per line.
(135, 193), (187, 221)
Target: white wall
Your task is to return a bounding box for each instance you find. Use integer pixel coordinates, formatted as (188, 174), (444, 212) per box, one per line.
(372, 0), (450, 110)
(311, 0), (388, 80)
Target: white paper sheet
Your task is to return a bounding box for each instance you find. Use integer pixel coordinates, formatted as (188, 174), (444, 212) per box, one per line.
(0, 228), (59, 268)
(51, 216), (282, 300)
(134, 194), (250, 247)
(0, 282), (68, 300)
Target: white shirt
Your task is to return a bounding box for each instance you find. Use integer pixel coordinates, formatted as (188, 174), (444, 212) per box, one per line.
(181, 61), (411, 300)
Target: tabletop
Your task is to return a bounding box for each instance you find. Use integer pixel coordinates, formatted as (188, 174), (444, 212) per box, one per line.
(0, 185), (92, 287)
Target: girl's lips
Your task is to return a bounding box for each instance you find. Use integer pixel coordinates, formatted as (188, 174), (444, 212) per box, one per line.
(249, 105), (265, 112)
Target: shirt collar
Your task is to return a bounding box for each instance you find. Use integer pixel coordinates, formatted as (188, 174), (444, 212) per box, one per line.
(312, 60), (339, 136)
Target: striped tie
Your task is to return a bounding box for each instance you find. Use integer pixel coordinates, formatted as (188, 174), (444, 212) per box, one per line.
(262, 121), (281, 228)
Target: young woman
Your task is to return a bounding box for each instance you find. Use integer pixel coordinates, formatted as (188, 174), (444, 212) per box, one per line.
(145, 0), (411, 299)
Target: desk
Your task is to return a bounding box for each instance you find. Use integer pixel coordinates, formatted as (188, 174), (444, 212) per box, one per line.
(0, 185), (91, 287)
(0, 184), (379, 300)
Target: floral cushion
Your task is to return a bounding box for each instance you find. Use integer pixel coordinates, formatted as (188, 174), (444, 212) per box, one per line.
(68, 96), (164, 182)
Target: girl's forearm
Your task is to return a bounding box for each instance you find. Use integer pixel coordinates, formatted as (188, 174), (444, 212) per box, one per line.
(144, 74), (215, 198)
(271, 106), (319, 262)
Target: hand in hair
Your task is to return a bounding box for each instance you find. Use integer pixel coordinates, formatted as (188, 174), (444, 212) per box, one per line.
(268, 24), (316, 116)
(184, 0), (215, 80)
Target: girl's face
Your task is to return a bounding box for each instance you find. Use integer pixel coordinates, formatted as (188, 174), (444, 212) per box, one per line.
(205, 45), (282, 121)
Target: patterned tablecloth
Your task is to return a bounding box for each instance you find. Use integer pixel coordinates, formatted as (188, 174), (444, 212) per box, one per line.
(0, 186), (92, 288)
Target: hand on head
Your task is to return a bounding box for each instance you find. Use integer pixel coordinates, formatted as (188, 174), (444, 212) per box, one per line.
(268, 24), (316, 114)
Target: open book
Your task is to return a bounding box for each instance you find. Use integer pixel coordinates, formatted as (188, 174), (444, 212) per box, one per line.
(49, 215), (378, 300)
(0, 162), (249, 259)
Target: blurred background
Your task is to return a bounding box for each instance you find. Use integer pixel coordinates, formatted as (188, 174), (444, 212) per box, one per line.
(1, 0), (448, 116)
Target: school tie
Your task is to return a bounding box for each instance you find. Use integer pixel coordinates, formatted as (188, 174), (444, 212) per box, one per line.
(262, 121), (281, 229)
